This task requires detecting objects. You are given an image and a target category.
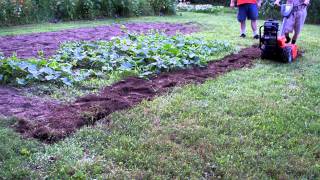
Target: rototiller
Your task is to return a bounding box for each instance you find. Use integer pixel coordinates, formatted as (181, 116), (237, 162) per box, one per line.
(259, 4), (298, 63)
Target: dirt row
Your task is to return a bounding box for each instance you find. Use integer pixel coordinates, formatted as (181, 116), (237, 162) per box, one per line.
(8, 46), (261, 143)
(0, 22), (199, 59)
(0, 88), (61, 121)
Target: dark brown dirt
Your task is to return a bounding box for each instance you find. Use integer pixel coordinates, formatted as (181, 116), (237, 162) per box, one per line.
(3, 46), (260, 143)
(0, 87), (61, 121)
(0, 22), (199, 59)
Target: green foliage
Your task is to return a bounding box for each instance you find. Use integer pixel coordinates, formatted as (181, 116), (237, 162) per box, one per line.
(55, 32), (232, 78)
(148, 0), (176, 15)
(0, 32), (233, 86)
(307, 0), (320, 24)
(110, 0), (153, 17)
(0, 0), (177, 26)
(0, 56), (91, 86)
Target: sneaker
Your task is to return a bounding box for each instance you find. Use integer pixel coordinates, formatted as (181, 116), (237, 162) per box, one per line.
(240, 34), (246, 38)
(285, 35), (291, 43)
(253, 34), (259, 39)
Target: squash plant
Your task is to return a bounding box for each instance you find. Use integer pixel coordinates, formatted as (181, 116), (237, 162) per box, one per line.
(0, 32), (233, 86)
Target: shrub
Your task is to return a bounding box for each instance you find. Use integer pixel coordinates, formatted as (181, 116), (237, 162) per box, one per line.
(50, 0), (79, 20)
(307, 1), (320, 24)
(0, 0), (177, 26)
(148, 0), (176, 15)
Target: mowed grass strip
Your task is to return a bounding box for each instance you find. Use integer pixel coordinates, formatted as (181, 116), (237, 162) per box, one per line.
(0, 12), (319, 179)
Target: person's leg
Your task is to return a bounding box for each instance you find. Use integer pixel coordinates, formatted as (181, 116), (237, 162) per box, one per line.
(240, 21), (246, 37)
(251, 20), (258, 37)
(247, 3), (259, 38)
(292, 19), (299, 44)
(281, 14), (295, 43)
(238, 4), (247, 37)
(292, 9), (307, 44)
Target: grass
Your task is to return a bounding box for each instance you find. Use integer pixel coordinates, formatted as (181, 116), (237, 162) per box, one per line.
(0, 12), (319, 179)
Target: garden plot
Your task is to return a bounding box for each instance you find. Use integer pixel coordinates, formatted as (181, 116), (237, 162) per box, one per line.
(8, 46), (260, 142)
(0, 21), (261, 142)
(0, 22), (199, 59)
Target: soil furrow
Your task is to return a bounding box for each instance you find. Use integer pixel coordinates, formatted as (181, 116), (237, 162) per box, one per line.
(10, 46), (261, 143)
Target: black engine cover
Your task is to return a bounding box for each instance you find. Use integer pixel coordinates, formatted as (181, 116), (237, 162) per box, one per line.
(260, 20), (283, 60)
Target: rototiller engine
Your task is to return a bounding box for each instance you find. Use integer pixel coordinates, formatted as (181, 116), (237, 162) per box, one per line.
(259, 19), (298, 63)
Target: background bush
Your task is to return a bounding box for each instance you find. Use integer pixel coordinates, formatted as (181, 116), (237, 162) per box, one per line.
(0, 0), (176, 26)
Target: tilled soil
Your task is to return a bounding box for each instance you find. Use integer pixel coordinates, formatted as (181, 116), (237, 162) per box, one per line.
(0, 87), (61, 121)
(3, 46), (261, 143)
(0, 22), (199, 59)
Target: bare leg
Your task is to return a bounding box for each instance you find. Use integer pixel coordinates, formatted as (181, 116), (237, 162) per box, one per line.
(292, 24), (300, 44)
(292, 19), (300, 43)
(240, 21), (246, 35)
(292, 9), (307, 44)
(251, 20), (258, 35)
(291, 34), (298, 44)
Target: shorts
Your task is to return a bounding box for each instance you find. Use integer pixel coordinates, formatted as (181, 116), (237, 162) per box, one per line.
(237, 3), (259, 22)
(281, 8), (307, 36)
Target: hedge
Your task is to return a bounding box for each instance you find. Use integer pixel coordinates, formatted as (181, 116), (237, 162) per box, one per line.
(0, 0), (176, 26)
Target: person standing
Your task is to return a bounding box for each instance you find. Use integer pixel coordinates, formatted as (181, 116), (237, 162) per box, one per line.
(230, 0), (262, 39)
(274, 0), (310, 44)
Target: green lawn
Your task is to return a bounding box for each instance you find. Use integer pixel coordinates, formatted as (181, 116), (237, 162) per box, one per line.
(0, 12), (319, 179)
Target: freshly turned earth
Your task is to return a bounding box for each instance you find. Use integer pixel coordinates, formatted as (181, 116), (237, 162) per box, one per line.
(0, 87), (61, 121)
(0, 22), (199, 59)
(0, 46), (261, 143)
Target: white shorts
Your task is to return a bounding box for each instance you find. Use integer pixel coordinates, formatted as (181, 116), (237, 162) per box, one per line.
(281, 7), (307, 36)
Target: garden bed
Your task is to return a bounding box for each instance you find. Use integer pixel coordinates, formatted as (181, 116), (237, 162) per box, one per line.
(0, 22), (199, 59)
(4, 46), (261, 143)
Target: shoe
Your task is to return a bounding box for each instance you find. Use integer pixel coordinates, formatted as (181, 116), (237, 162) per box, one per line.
(285, 35), (291, 43)
(253, 34), (259, 39)
(240, 34), (246, 38)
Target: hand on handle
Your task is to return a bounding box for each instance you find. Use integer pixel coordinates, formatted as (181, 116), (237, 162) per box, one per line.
(274, 0), (281, 7)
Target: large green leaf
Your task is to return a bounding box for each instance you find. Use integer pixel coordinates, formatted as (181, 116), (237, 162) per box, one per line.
(0, 32), (233, 86)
